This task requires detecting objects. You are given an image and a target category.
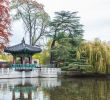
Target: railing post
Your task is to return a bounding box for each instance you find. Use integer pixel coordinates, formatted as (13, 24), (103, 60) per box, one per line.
(2, 68), (4, 75)
(7, 68), (9, 74)
(12, 68), (15, 71)
(22, 71), (25, 78)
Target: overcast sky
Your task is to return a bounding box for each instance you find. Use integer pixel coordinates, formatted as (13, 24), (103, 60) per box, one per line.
(11, 0), (110, 45)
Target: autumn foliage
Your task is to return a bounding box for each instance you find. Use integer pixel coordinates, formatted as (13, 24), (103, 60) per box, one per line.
(11, 0), (44, 11)
(0, 0), (11, 51)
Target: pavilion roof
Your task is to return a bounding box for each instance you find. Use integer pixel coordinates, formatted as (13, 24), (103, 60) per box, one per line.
(4, 39), (42, 55)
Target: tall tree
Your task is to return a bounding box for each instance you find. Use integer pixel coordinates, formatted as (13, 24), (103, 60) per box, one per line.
(49, 11), (83, 64)
(11, 0), (49, 45)
(0, 0), (11, 51)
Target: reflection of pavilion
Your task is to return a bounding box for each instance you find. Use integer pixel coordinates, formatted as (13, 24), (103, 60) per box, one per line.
(12, 84), (35, 100)
(0, 78), (61, 100)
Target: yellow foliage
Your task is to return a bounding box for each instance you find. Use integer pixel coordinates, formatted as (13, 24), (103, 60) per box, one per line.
(79, 39), (110, 73)
(0, 53), (13, 62)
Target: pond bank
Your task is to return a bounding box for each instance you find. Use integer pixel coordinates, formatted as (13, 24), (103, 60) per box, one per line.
(62, 71), (110, 78)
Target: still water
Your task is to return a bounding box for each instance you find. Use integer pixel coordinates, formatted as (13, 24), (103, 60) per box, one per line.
(0, 78), (110, 100)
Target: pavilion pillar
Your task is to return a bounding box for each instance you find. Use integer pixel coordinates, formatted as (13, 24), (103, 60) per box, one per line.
(20, 57), (23, 64)
(23, 57), (25, 64)
(13, 56), (16, 64)
(29, 56), (32, 64)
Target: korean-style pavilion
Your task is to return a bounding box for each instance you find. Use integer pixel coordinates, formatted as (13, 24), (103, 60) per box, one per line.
(4, 38), (42, 71)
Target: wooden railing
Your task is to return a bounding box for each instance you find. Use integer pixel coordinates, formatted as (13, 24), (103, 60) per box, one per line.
(11, 64), (36, 70)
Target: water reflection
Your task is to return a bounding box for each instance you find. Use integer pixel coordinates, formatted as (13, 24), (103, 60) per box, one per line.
(0, 78), (110, 100)
(0, 78), (61, 100)
(48, 78), (110, 100)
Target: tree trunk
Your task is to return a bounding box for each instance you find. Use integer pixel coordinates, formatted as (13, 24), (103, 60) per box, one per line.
(50, 40), (56, 64)
(29, 23), (32, 45)
(106, 65), (109, 74)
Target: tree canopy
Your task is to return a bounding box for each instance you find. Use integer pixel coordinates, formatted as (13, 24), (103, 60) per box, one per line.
(0, 0), (11, 51)
(49, 11), (84, 64)
(79, 39), (110, 73)
(11, 0), (49, 45)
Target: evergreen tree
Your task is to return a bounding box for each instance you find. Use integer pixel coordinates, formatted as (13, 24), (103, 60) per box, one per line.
(49, 11), (83, 64)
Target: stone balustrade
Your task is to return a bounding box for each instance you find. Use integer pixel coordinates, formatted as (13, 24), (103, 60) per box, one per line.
(0, 68), (61, 78)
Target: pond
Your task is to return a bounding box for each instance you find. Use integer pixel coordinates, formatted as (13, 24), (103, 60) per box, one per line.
(0, 78), (110, 100)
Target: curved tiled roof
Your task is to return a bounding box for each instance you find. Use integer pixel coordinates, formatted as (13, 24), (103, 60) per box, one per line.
(4, 39), (42, 55)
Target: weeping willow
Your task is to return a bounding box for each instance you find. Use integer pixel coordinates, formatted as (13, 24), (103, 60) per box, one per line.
(78, 39), (110, 73)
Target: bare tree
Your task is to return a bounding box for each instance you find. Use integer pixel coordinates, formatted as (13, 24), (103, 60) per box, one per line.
(11, 0), (49, 45)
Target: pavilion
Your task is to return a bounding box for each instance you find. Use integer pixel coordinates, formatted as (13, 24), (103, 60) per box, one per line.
(4, 38), (42, 71)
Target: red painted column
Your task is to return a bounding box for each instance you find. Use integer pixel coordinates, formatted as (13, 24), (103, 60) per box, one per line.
(21, 57), (23, 64)
(13, 56), (16, 64)
(23, 57), (25, 64)
(29, 56), (32, 64)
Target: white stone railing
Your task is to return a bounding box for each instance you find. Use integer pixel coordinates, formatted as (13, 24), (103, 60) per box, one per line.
(0, 68), (13, 75)
(0, 68), (61, 78)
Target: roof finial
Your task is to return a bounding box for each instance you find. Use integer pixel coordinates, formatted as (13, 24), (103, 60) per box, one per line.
(21, 38), (25, 44)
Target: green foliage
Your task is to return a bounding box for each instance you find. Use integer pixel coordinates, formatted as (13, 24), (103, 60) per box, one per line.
(50, 11), (83, 37)
(78, 39), (110, 74)
(49, 11), (84, 64)
(33, 43), (50, 64)
(53, 33), (71, 61)
(61, 38), (110, 73)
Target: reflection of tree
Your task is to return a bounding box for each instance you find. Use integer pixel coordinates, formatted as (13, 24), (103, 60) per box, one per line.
(5, 78), (110, 100)
(48, 79), (110, 100)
